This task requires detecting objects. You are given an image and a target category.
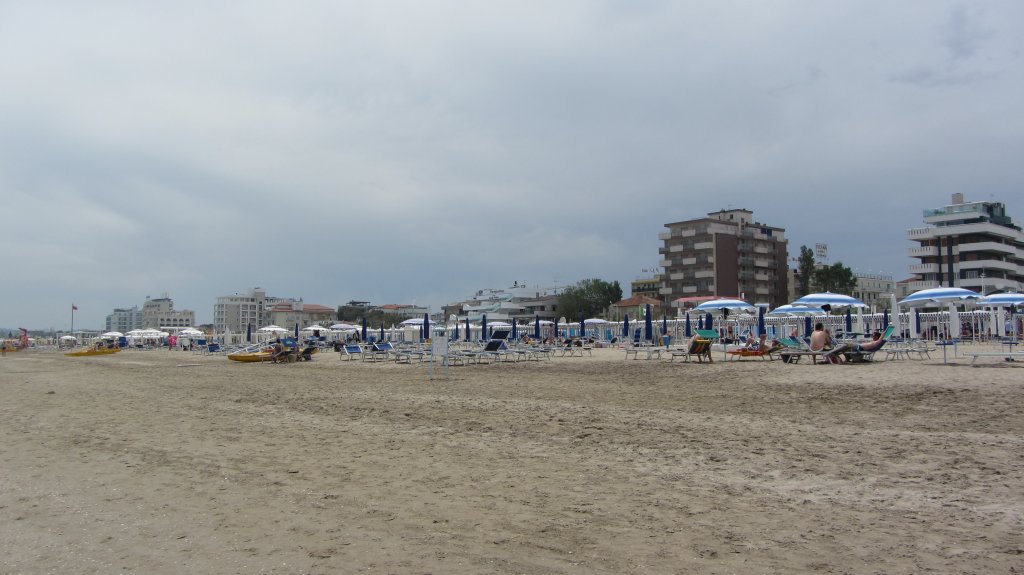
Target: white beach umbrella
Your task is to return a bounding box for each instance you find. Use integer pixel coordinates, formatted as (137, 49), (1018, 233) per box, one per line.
(258, 325), (288, 333)
(330, 323), (360, 331)
(101, 331), (123, 338)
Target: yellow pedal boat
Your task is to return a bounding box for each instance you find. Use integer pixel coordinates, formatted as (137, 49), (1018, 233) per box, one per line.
(65, 347), (122, 357)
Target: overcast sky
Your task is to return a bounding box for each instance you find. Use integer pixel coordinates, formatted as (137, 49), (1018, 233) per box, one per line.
(3, 1), (1022, 330)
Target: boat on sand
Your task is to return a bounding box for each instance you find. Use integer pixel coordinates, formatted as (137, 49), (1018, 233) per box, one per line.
(65, 347), (122, 357)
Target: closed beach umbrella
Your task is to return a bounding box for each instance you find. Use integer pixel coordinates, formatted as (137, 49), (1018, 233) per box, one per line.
(361, 317), (367, 341)
(662, 315), (668, 336)
(915, 308), (922, 335)
(511, 318), (518, 340)
(482, 314), (488, 341)
(697, 315), (703, 330)
(882, 308), (889, 329)
(553, 317), (559, 339)
(294, 323), (300, 339)
(534, 315), (541, 339)
(845, 308), (853, 333)
(804, 316), (813, 337)
(705, 312), (714, 332)
(423, 313), (430, 339)
(757, 307), (766, 337)
(644, 304), (653, 342)
(580, 312), (586, 339)
(465, 317), (471, 342)
(246, 323), (252, 343)
(685, 313), (692, 337)
(622, 314), (629, 338)
(453, 321), (460, 341)
(380, 324), (385, 341)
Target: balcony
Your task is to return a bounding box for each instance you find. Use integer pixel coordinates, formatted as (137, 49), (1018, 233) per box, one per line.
(957, 241), (1018, 255)
(958, 259), (1018, 273)
(909, 263), (939, 274)
(907, 246), (935, 258)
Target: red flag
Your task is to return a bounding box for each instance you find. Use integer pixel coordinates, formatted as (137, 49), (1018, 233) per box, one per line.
(72, 304), (78, 310)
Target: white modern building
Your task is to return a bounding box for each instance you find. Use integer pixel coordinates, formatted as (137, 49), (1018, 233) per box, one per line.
(213, 287), (287, 335)
(141, 296), (196, 330)
(105, 306), (143, 333)
(907, 194), (1023, 294)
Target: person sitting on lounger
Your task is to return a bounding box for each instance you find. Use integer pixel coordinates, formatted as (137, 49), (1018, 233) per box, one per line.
(809, 323), (833, 352)
(851, 331), (886, 353)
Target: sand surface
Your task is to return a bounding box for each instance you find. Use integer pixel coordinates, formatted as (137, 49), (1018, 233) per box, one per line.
(1, 346), (1022, 574)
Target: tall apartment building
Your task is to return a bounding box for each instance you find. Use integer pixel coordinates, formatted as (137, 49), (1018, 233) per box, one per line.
(213, 287), (287, 334)
(907, 194), (1023, 294)
(105, 306), (143, 333)
(141, 296), (195, 329)
(659, 209), (789, 307)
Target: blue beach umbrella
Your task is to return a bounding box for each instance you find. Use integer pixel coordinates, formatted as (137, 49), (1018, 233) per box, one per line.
(361, 317), (367, 341)
(481, 314), (488, 341)
(804, 316), (813, 337)
(453, 321), (460, 341)
(979, 292), (1024, 306)
(534, 315), (541, 339)
(899, 287), (981, 307)
(423, 313), (430, 340)
(757, 306), (766, 337)
(705, 312), (714, 332)
(644, 304), (653, 342)
(914, 308), (921, 335)
(623, 314), (629, 338)
(845, 308), (853, 333)
(792, 292), (867, 309)
(511, 318), (518, 340)
(465, 317), (471, 342)
(685, 313), (692, 337)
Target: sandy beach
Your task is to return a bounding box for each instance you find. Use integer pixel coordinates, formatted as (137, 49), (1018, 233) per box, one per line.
(1, 346), (1022, 574)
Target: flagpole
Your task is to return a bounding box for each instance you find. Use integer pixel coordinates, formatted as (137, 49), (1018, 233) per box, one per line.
(71, 304), (75, 334)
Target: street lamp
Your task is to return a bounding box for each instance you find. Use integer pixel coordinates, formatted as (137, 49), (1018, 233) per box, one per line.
(980, 272), (986, 296)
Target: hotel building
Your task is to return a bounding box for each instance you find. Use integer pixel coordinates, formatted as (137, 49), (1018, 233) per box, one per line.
(907, 194), (1023, 294)
(659, 209), (789, 308)
(141, 296), (196, 330)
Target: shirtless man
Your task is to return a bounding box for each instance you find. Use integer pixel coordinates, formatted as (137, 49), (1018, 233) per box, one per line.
(809, 323), (832, 352)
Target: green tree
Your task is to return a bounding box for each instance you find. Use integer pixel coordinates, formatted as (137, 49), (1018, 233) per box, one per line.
(796, 245), (816, 297)
(812, 262), (857, 294)
(558, 279), (623, 320)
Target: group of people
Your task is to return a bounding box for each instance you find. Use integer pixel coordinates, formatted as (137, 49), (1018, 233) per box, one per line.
(807, 322), (887, 363)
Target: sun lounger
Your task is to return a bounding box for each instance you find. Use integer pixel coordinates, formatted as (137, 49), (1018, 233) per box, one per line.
(965, 352), (1024, 366)
(669, 338), (713, 363)
(340, 344), (364, 361)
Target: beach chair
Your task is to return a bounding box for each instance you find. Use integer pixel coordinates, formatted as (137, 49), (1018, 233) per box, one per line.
(842, 325), (895, 363)
(669, 338), (713, 363)
(340, 344), (364, 361)
(727, 335), (782, 361)
(365, 341), (394, 362)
